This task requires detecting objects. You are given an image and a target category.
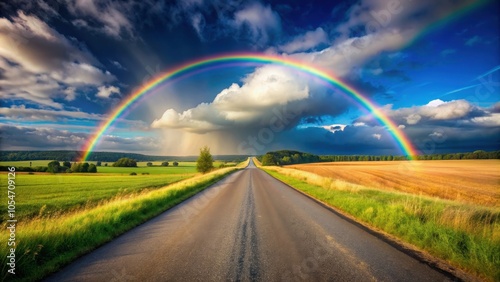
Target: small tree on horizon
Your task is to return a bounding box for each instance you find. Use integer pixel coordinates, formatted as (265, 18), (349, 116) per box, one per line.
(173, 161), (179, 167)
(196, 146), (214, 174)
(47, 161), (61, 173)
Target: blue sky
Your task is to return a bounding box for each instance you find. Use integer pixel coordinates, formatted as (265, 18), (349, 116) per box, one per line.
(0, 0), (498, 156)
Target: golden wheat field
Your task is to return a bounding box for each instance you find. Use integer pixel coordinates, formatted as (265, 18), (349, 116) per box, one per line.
(287, 160), (500, 206)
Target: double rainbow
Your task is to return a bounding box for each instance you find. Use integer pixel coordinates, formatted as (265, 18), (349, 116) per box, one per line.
(80, 53), (419, 161)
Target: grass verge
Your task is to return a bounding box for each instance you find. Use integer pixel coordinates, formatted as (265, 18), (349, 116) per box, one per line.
(1, 166), (242, 281)
(259, 163), (499, 281)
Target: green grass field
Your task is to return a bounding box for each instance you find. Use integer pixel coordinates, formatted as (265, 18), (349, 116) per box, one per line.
(0, 173), (195, 221)
(0, 166), (243, 281)
(1, 160), (234, 175)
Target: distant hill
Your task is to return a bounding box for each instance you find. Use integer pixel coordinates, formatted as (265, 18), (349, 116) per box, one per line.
(0, 151), (248, 163)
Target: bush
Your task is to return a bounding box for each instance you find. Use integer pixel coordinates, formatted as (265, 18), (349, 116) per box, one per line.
(173, 161), (178, 167)
(161, 161), (169, 167)
(96, 161), (102, 166)
(88, 164), (97, 173)
(147, 162), (153, 167)
(63, 161), (71, 168)
(130, 172), (137, 175)
(113, 158), (137, 167)
(70, 162), (95, 173)
(47, 161), (61, 173)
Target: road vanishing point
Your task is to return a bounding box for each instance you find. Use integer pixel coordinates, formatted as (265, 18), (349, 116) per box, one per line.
(46, 159), (453, 281)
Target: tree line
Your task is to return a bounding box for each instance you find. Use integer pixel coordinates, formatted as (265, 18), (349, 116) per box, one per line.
(0, 150), (247, 163)
(0, 160), (97, 173)
(259, 150), (500, 166)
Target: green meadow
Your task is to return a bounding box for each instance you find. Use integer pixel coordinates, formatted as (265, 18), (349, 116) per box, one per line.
(0, 160), (234, 175)
(0, 165), (244, 281)
(0, 173), (194, 221)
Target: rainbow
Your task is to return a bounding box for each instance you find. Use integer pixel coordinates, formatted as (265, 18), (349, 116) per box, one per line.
(80, 53), (419, 161)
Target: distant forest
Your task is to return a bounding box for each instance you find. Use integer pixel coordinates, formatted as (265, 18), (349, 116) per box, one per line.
(258, 150), (500, 166)
(0, 151), (247, 163)
(1, 150), (498, 165)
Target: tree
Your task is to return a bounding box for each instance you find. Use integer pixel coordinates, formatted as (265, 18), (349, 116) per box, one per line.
(147, 162), (153, 167)
(173, 161), (179, 167)
(47, 161), (61, 173)
(113, 158), (137, 167)
(71, 163), (81, 173)
(261, 153), (276, 166)
(81, 162), (89, 172)
(281, 156), (291, 165)
(96, 161), (102, 166)
(196, 146), (214, 174)
(63, 161), (71, 168)
(88, 164), (97, 173)
(161, 161), (169, 167)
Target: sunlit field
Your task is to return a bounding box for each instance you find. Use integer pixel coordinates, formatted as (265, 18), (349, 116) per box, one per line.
(0, 166), (244, 281)
(258, 159), (500, 280)
(287, 160), (500, 207)
(0, 173), (194, 221)
(0, 160), (235, 175)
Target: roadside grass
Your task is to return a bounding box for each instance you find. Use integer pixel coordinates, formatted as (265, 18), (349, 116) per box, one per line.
(259, 163), (500, 281)
(0, 166), (243, 281)
(0, 173), (195, 221)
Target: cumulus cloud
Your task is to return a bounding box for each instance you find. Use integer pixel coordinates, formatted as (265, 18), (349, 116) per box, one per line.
(0, 11), (116, 108)
(357, 99), (487, 128)
(152, 65), (349, 133)
(349, 99), (500, 154)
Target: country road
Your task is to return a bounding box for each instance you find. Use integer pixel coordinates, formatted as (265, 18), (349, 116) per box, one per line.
(46, 159), (452, 281)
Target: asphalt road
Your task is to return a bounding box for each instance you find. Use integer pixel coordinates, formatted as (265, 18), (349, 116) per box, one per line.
(46, 159), (452, 281)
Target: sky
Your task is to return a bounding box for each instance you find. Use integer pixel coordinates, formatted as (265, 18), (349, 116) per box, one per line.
(0, 0), (499, 156)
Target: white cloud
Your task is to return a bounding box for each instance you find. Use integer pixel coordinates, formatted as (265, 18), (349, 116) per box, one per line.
(469, 114), (500, 127)
(152, 65), (312, 132)
(358, 99), (493, 129)
(426, 99), (446, 107)
(232, 3), (281, 45)
(279, 27), (328, 53)
(96, 85), (120, 99)
(65, 0), (135, 38)
(322, 124), (346, 133)
(280, 0), (478, 78)
(372, 133), (382, 140)
(406, 113), (421, 125)
(0, 11), (115, 108)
